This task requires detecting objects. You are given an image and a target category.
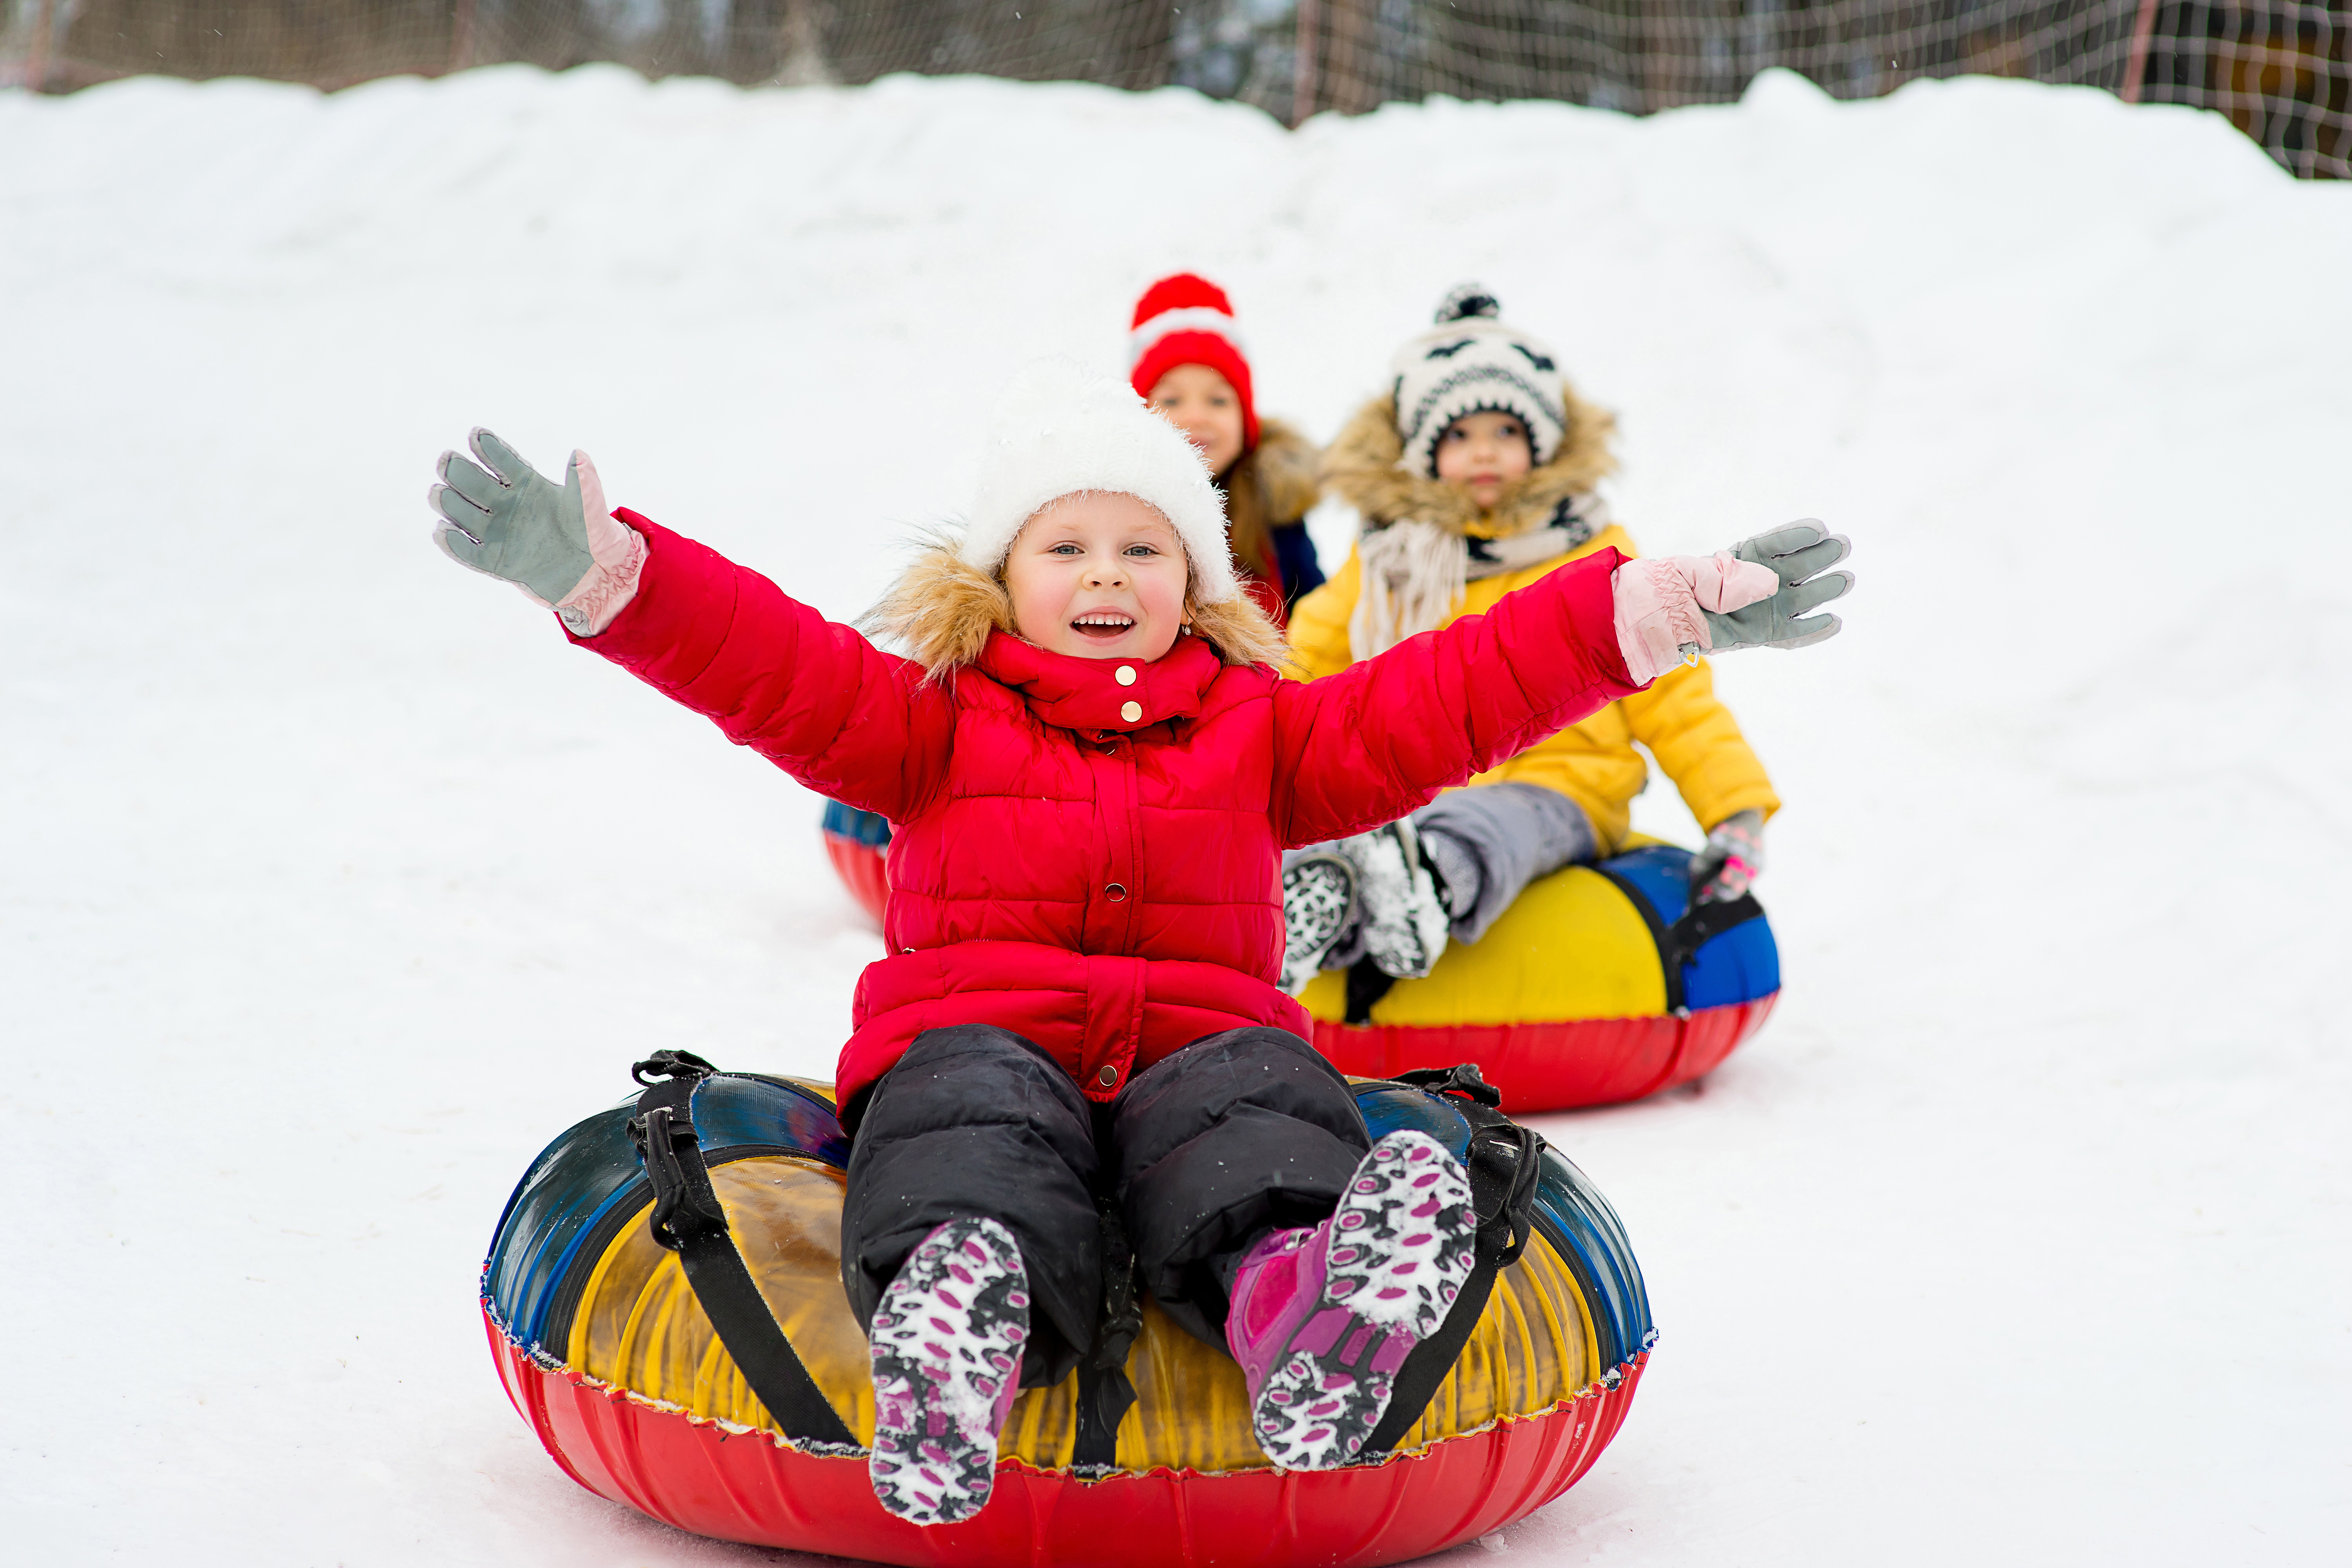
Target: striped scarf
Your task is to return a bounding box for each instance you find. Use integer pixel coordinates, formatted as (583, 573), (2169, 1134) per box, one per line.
(1347, 492), (1609, 660)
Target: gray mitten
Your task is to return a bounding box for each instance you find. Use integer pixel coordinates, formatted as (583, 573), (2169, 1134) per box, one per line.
(1701, 521), (1854, 653)
(430, 428), (647, 635)
(430, 428), (599, 605)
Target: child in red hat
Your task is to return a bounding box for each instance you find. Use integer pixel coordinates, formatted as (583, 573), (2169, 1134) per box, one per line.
(1129, 273), (1325, 627)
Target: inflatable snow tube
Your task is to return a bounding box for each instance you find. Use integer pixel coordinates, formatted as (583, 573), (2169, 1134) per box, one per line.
(823, 800), (892, 928)
(482, 1063), (1654, 1568)
(1300, 842), (1781, 1113)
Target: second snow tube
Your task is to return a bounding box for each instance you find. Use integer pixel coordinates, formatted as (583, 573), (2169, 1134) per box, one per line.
(822, 800), (892, 928)
(482, 1063), (1653, 1568)
(1299, 842), (1780, 1112)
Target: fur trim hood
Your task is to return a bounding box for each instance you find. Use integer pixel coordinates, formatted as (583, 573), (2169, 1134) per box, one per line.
(860, 538), (1288, 679)
(1319, 390), (1616, 539)
(1245, 417), (1323, 525)
(1222, 416), (1322, 581)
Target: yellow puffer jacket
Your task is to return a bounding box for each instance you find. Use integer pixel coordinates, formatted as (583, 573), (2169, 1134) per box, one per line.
(1288, 396), (1779, 852)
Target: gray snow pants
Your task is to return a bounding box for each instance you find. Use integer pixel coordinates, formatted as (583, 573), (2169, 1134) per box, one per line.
(1285, 782), (1598, 957)
(1414, 782), (1599, 944)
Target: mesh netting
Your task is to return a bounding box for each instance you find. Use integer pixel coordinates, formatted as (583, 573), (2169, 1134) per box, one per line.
(4, 1), (2344, 177)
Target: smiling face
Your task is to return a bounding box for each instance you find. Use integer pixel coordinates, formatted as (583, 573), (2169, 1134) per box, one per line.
(1433, 410), (1534, 512)
(1146, 363), (1247, 479)
(1002, 491), (1191, 662)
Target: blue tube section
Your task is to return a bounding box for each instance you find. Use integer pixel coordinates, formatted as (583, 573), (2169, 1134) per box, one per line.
(821, 799), (895, 849)
(1597, 844), (1779, 1010)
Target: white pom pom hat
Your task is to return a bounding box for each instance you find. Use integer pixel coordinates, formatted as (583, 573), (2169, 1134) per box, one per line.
(961, 358), (1242, 606)
(1389, 284), (1567, 479)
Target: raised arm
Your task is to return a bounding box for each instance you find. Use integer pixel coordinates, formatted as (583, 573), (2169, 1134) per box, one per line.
(575, 514), (954, 819)
(430, 430), (953, 821)
(1267, 523), (1851, 849)
(1269, 548), (1639, 848)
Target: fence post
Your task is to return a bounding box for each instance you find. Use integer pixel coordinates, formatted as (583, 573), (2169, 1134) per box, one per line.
(449, 0), (475, 76)
(26, 0), (55, 91)
(1293, 0), (1319, 125)
(776, 0), (833, 86)
(2122, 0), (2162, 103)
(1325, 0), (1377, 113)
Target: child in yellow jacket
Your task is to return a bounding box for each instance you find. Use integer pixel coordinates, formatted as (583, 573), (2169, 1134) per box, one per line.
(1281, 285), (1783, 988)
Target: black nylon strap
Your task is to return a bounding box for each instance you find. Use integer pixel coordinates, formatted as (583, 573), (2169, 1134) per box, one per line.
(1365, 1064), (1544, 1455)
(1070, 1195), (1143, 1468)
(1343, 956), (1399, 1025)
(1665, 891), (1763, 971)
(627, 1054), (857, 1448)
(1590, 866), (1686, 1013)
(1071, 1093), (1145, 1469)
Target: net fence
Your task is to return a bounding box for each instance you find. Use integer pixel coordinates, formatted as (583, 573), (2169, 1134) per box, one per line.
(4, 1), (2343, 177)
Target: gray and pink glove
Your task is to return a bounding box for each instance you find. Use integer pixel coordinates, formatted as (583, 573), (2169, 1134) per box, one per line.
(429, 428), (645, 636)
(1613, 522), (1853, 684)
(1689, 809), (1765, 905)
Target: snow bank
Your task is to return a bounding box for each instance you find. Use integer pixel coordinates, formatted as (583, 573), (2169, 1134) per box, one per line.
(2, 64), (2347, 1565)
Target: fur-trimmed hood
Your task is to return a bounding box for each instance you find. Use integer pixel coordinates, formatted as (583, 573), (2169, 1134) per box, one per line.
(1223, 416), (1323, 581)
(860, 538), (1287, 679)
(1319, 390), (1616, 539)
(1241, 417), (1322, 525)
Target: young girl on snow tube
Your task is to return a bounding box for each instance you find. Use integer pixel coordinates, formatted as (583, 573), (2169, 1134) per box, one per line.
(427, 360), (1849, 1528)
(821, 273), (1326, 925)
(1129, 272), (1324, 625)
(1279, 285), (1826, 993)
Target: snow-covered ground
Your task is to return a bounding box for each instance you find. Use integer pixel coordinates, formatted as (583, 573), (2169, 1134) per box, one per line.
(3, 62), (2348, 1566)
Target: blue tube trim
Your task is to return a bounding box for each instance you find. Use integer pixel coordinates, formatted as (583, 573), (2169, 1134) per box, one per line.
(820, 800), (895, 849)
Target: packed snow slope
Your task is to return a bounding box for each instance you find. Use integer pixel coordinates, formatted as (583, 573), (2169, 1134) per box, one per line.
(4, 63), (2349, 1566)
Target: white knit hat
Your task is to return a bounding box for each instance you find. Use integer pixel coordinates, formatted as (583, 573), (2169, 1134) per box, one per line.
(1388, 284), (1567, 477)
(962, 358), (1241, 604)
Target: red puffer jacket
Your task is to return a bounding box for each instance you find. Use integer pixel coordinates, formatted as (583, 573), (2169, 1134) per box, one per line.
(577, 512), (1641, 1114)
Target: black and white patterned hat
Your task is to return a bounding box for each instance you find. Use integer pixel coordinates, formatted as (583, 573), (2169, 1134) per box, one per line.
(1388, 285), (1566, 477)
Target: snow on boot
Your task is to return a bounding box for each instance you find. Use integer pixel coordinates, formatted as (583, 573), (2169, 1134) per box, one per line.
(1224, 1131), (1477, 1470)
(1280, 850), (1358, 993)
(1339, 821), (1451, 980)
(867, 1216), (1029, 1526)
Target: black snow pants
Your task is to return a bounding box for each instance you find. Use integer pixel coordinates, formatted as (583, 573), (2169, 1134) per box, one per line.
(840, 1024), (1371, 1391)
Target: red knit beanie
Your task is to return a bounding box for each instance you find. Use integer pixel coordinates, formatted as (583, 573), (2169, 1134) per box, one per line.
(1127, 273), (1259, 452)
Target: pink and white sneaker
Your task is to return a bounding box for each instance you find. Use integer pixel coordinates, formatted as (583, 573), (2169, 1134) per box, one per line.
(866, 1216), (1029, 1525)
(1224, 1131), (1477, 1469)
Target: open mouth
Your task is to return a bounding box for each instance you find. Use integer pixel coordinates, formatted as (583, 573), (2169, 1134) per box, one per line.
(1071, 610), (1136, 641)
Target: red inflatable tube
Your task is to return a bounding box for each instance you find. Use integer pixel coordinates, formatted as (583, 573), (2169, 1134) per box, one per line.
(1312, 994), (1777, 1114)
(488, 1316), (1647, 1568)
(826, 836), (891, 928)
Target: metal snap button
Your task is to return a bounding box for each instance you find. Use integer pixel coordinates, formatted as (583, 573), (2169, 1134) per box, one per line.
(1114, 665), (1137, 686)
(1097, 1064), (1119, 1087)
(1120, 700), (1142, 722)
(1105, 883), (1127, 901)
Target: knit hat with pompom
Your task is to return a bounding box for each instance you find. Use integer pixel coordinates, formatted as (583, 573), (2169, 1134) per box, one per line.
(961, 358), (1242, 605)
(1127, 272), (1259, 452)
(1388, 284), (1567, 477)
